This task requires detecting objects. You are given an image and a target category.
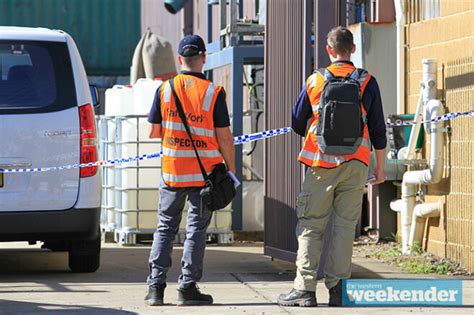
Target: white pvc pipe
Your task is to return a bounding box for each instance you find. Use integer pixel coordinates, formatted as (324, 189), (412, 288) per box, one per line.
(408, 202), (441, 249)
(390, 199), (404, 212)
(395, 0), (405, 115)
(422, 59), (438, 102)
(400, 182), (416, 253)
(403, 100), (445, 185)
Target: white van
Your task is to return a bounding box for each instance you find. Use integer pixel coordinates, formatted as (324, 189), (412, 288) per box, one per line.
(0, 27), (101, 272)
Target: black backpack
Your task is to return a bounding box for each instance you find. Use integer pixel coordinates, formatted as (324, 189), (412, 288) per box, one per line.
(316, 68), (367, 155)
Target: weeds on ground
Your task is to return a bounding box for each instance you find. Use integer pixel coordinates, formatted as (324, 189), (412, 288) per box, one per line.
(362, 240), (466, 275)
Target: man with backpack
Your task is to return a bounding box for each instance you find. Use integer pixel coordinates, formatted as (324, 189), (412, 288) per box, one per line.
(278, 26), (387, 307)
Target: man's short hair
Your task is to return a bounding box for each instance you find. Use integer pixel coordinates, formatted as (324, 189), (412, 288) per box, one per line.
(181, 54), (204, 68)
(327, 26), (354, 55)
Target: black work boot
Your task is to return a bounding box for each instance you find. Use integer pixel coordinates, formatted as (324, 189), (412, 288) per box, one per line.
(277, 288), (317, 307)
(328, 281), (343, 306)
(177, 283), (213, 306)
(144, 283), (166, 306)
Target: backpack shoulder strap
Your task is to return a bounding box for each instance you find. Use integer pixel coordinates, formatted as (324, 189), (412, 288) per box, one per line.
(316, 68), (335, 81)
(348, 69), (371, 122)
(349, 68), (371, 88)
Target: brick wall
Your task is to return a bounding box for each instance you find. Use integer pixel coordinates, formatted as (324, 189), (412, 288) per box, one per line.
(406, 2), (474, 271)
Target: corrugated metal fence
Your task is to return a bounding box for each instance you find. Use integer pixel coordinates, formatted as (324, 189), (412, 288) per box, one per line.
(264, 0), (311, 261)
(0, 0), (141, 75)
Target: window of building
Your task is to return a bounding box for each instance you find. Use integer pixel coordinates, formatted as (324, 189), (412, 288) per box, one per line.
(406, 0), (441, 23)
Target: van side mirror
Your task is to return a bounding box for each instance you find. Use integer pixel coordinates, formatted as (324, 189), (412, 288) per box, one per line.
(89, 85), (100, 108)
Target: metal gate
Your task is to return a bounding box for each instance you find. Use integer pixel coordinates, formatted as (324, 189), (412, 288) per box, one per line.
(264, 0), (343, 262)
(263, 0), (311, 262)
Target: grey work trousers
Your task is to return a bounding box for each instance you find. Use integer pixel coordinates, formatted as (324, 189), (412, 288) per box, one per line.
(147, 178), (212, 289)
(294, 160), (368, 291)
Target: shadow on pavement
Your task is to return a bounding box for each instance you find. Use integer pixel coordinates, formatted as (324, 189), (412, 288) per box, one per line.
(0, 299), (137, 314)
(0, 245), (294, 286)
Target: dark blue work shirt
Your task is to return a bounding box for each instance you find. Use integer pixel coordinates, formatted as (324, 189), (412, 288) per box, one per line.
(148, 71), (231, 128)
(292, 61), (387, 150)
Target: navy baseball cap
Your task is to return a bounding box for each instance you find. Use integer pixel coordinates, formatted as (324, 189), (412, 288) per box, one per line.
(178, 35), (206, 57)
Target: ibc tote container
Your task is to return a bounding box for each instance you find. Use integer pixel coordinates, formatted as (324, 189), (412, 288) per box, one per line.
(100, 85), (135, 232)
(114, 115), (162, 243)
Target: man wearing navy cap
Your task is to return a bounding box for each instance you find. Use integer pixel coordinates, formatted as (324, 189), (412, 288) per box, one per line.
(145, 34), (235, 306)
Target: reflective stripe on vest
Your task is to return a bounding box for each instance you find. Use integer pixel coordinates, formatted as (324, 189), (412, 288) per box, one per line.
(163, 147), (222, 158)
(202, 82), (216, 111)
(163, 81), (171, 102)
(309, 74), (317, 88)
(162, 120), (216, 138)
(163, 80), (217, 112)
(162, 172), (205, 184)
(300, 138), (371, 165)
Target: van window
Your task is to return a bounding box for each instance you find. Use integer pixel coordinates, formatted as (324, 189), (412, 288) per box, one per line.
(0, 40), (77, 114)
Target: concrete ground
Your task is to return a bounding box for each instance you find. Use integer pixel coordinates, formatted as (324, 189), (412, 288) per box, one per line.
(0, 242), (473, 314)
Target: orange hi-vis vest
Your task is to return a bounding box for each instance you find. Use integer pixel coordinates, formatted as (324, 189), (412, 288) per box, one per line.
(299, 62), (372, 168)
(160, 74), (224, 187)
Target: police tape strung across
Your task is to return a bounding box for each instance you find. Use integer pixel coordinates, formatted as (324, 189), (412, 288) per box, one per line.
(0, 127), (293, 174)
(1, 109), (473, 174)
(386, 109), (474, 127)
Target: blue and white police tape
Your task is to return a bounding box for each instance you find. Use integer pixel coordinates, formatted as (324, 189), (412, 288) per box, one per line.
(0, 127), (293, 174)
(386, 109), (474, 127)
(1, 109), (473, 174)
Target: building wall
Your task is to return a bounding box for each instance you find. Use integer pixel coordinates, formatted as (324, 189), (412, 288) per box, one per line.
(405, 2), (474, 271)
(350, 22), (397, 116)
(0, 0), (141, 75)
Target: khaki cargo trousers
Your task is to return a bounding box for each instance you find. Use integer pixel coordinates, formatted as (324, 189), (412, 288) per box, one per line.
(294, 160), (368, 291)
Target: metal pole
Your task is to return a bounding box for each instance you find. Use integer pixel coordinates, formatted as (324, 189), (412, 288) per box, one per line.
(230, 0), (238, 46)
(314, 0), (337, 68)
(220, 0), (227, 48)
(207, 1), (213, 43)
(231, 53), (243, 231)
(206, 1), (214, 81)
(303, 0), (312, 80)
(183, 0), (194, 35)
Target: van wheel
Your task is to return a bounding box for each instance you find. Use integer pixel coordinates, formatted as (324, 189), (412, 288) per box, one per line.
(68, 234), (101, 273)
(68, 252), (100, 273)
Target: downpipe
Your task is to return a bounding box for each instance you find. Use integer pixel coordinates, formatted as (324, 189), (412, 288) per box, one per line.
(408, 201), (442, 249)
(390, 59), (445, 254)
(398, 99), (444, 254)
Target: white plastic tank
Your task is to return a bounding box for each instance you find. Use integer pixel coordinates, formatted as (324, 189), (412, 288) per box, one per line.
(133, 79), (162, 115)
(242, 181), (264, 231)
(105, 85), (134, 116)
(214, 203), (233, 231)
